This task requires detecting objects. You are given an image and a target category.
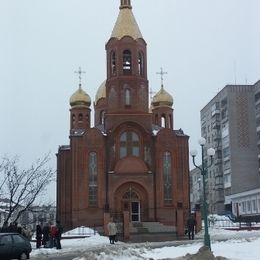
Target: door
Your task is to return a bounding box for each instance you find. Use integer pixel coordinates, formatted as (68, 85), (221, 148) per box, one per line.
(131, 201), (140, 222)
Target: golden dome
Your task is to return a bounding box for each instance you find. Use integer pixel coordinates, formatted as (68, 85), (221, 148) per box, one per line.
(152, 85), (173, 108)
(70, 85), (91, 107)
(111, 2), (143, 40)
(95, 80), (106, 104)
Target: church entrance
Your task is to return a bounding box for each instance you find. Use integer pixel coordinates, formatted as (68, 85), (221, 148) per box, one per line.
(131, 201), (140, 222)
(122, 188), (141, 222)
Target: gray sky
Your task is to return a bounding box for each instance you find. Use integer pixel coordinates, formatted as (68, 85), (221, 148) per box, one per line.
(0, 0), (260, 202)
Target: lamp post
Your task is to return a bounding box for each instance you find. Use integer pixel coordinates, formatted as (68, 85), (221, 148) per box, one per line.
(190, 137), (215, 250)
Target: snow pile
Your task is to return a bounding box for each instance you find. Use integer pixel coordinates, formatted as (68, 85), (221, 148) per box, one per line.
(63, 226), (96, 237)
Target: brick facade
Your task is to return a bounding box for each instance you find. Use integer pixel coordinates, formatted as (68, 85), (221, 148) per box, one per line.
(56, 1), (190, 235)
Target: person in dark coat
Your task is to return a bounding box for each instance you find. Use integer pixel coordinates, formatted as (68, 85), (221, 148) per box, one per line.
(55, 220), (63, 249)
(187, 214), (197, 240)
(36, 224), (42, 249)
(42, 223), (50, 248)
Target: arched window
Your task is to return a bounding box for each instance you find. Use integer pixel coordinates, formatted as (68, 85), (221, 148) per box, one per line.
(163, 151), (172, 205)
(89, 152), (97, 206)
(72, 114), (76, 126)
(120, 131), (140, 158)
(78, 113), (83, 122)
(100, 110), (105, 125)
(123, 50), (132, 75)
(138, 52), (144, 76)
(161, 115), (166, 128)
(111, 51), (116, 76)
(125, 89), (131, 105)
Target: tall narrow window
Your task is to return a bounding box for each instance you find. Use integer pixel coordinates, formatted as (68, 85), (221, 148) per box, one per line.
(100, 110), (105, 125)
(125, 89), (131, 105)
(78, 113), (83, 122)
(161, 115), (166, 128)
(163, 151), (172, 205)
(111, 51), (116, 76)
(89, 152), (97, 206)
(123, 50), (132, 75)
(120, 131), (140, 158)
(138, 52), (144, 76)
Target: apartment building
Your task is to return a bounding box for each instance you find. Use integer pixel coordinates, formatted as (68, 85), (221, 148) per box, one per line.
(197, 81), (260, 215)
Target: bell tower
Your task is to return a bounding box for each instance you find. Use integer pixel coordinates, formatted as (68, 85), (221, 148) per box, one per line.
(105, 0), (149, 117)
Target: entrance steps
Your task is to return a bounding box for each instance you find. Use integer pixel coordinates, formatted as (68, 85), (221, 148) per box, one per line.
(129, 222), (177, 242)
(130, 222), (176, 233)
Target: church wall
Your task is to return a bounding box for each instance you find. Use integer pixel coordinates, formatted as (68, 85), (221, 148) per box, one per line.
(56, 149), (72, 230)
(154, 129), (190, 225)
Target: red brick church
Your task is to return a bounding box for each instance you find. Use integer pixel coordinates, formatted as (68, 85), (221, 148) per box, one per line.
(57, 0), (190, 238)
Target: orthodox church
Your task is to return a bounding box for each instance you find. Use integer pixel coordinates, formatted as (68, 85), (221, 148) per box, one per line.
(57, 0), (190, 238)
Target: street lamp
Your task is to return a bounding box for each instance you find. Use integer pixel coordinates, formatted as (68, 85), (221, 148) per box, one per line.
(190, 137), (215, 250)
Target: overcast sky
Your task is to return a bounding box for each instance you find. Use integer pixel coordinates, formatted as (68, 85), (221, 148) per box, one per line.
(0, 0), (260, 202)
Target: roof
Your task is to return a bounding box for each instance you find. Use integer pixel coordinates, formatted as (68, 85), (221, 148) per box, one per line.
(110, 4), (143, 40)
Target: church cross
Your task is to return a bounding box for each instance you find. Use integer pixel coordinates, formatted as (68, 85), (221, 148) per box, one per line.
(156, 67), (167, 86)
(74, 66), (86, 86)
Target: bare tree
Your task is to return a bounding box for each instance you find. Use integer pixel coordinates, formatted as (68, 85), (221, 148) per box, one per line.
(0, 153), (55, 225)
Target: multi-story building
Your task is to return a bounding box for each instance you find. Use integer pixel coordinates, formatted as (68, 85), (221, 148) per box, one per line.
(199, 81), (260, 215)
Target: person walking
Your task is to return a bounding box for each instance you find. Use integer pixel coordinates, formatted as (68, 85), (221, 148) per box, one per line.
(55, 220), (63, 250)
(107, 217), (117, 244)
(36, 224), (42, 249)
(187, 214), (197, 240)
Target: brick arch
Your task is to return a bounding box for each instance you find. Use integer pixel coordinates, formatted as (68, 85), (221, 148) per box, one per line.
(113, 182), (149, 220)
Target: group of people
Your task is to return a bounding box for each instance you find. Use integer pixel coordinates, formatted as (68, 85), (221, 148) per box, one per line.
(36, 220), (63, 249)
(0, 222), (32, 239)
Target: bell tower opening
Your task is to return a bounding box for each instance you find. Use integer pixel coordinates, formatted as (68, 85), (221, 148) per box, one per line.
(123, 50), (132, 75)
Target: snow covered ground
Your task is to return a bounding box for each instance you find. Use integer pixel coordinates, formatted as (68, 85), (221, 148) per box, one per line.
(31, 226), (260, 260)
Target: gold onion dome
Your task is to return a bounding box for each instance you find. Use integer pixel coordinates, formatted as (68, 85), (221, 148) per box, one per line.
(152, 85), (173, 108)
(95, 80), (106, 104)
(111, 0), (143, 40)
(70, 84), (91, 107)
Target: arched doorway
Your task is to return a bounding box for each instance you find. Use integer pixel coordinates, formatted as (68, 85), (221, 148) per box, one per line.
(114, 182), (149, 223)
(122, 188), (140, 222)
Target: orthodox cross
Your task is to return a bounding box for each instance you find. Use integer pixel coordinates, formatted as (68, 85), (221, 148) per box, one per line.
(74, 67), (86, 86)
(156, 67), (167, 86)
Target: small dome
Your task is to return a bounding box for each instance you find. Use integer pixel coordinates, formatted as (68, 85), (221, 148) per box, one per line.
(70, 85), (91, 107)
(95, 80), (106, 104)
(152, 85), (173, 108)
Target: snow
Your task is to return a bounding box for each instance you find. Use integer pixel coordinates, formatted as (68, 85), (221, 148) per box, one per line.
(31, 227), (260, 259)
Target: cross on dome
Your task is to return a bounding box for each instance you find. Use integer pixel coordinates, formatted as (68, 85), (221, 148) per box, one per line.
(156, 67), (167, 87)
(74, 66), (86, 87)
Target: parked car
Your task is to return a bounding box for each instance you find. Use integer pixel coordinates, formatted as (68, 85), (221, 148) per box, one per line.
(0, 233), (32, 259)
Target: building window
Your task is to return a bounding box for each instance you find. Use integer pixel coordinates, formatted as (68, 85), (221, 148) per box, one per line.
(111, 51), (116, 76)
(138, 52), (144, 76)
(247, 201), (251, 213)
(88, 152), (97, 206)
(163, 151), (172, 205)
(123, 50), (132, 75)
(161, 115), (166, 128)
(255, 92), (260, 102)
(120, 131), (139, 158)
(100, 110), (105, 125)
(78, 114), (83, 122)
(125, 89), (131, 105)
